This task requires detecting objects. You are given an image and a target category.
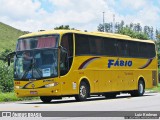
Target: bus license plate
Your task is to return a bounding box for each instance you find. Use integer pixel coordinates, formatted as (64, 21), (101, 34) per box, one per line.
(30, 91), (38, 95)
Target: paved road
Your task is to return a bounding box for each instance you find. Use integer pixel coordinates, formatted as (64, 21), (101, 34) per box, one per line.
(0, 92), (160, 120)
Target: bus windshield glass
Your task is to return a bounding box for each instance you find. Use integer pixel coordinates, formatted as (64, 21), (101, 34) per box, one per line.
(14, 48), (58, 80)
(17, 35), (59, 51)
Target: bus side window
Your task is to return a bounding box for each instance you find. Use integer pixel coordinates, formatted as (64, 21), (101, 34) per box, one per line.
(61, 33), (73, 70)
(103, 38), (117, 56)
(61, 33), (73, 56)
(127, 41), (139, 58)
(117, 40), (128, 57)
(60, 49), (68, 76)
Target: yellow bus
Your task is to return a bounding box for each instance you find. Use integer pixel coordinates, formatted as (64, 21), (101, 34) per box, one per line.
(8, 30), (158, 103)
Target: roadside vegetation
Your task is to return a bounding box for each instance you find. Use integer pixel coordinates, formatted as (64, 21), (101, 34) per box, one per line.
(0, 22), (36, 102)
(0, 61), (38, 102)
(150, 83), (160, 92)
(0, 92), (38, 102)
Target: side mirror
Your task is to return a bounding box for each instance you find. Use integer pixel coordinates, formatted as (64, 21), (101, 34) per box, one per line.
(58, 46), (67, 52)
(8, 56), (11, 66)
(7, 52), (16, 66)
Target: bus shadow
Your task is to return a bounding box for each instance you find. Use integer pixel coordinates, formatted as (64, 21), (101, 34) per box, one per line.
(20, 94), (154, 105)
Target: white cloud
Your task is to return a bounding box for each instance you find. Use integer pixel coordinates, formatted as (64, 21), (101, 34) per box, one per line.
(0, 0), (42, 20)
(114, 0), (160, 28)
(0, 0), (160, 32)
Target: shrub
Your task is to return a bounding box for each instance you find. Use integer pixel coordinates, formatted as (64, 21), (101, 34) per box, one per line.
(0, 61), (14, 92)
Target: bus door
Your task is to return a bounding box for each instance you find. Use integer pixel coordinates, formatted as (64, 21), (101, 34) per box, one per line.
(59, 48), (69, 95)
(60, 33), (74, 95)
(59, 49), (78, 95)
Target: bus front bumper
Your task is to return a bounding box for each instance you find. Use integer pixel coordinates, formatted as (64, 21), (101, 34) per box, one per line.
(14, 87), (61, 97)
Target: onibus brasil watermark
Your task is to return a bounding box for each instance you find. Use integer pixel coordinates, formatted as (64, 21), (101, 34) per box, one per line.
(1, 112), (42, 118)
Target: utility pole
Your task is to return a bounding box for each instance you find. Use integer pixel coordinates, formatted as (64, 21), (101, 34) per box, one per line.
(103, 12), (105, 32)
(113, 14), (115, 33)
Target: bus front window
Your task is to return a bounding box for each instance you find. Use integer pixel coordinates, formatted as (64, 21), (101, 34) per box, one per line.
(17, 35), (59, 51)
(14, 48), (58, 80)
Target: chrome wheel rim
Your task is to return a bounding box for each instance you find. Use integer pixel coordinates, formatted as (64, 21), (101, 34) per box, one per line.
(80, 86), (86, 98)
(139, 83), (143, 94)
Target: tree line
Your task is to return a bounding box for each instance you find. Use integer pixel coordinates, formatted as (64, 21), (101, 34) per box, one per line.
(97, 20), (160, 40)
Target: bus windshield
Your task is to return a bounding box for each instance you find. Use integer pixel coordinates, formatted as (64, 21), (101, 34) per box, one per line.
(17, 35), (59, 51)
(14, 48), (58, 80)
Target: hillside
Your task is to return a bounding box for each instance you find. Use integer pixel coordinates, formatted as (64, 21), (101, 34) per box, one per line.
(0, 22), (27, 52)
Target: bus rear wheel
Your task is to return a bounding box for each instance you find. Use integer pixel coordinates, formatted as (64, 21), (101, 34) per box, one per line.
(131, 80), (145, 97)
(75, 82), (89, 101)
(40, 96), (52, 103)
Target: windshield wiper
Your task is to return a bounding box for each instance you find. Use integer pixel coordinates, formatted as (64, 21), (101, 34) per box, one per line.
(32, 58), (42, 78)
(21, 58), (43, 79)
(21, 59), (33, 79)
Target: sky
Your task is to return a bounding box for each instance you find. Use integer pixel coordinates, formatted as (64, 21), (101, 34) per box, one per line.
(0, 0), (160, 32)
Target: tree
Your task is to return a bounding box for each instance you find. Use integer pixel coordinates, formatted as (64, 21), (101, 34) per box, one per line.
(135, 23), (142, 33)
(118, 27), (149, 40)
(155, 29), (160, 68)
(150, 26), (154, 40)
(120, 20), (124, 29)
(105, 23), (112, 32)
(54, 25), (75, 30)
(97, 21), (150, 40)
(115, 22), (120, 32)
(0, 61), (14, 92)
(143, 26), (154, 39)
(97, 23), (113, 32)
(0, 49), (14, 92)
(97, 24), (104, 32)
(129, 23), (134, 30)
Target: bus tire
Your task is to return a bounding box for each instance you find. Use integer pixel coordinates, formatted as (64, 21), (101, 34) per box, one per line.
(40, 96), (52, 103)
(75, 82), (89, 101)
(131, 80), (145, 97)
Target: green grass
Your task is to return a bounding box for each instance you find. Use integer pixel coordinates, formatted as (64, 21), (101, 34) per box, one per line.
(147, 83), (160, 93)
(151, 83), (160, 92)
(0, 92), (38, 102)
(0, 22), (28, 52)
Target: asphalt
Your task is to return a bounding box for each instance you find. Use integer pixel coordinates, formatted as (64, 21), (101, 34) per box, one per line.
(0, 92), (160, 120)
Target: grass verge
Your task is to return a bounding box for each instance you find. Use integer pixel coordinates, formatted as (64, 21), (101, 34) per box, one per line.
(147, 83), (160, 93)
(0, 92), (39, 102)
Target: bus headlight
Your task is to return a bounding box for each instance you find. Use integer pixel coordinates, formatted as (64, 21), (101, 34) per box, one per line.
(45, 82), (58, 88)
(15, 86), (23, 89)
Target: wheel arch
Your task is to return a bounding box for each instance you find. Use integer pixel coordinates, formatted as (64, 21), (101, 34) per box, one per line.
(78, 77), (91, 95)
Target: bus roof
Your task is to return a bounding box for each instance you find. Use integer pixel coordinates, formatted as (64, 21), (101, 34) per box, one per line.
(19, 29), (155, 44)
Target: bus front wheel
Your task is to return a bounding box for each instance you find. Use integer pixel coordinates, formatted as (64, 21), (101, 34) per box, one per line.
(131, 80), (145, 97)
(75, 82), (89, 101)
(40, 96), (52, 103)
